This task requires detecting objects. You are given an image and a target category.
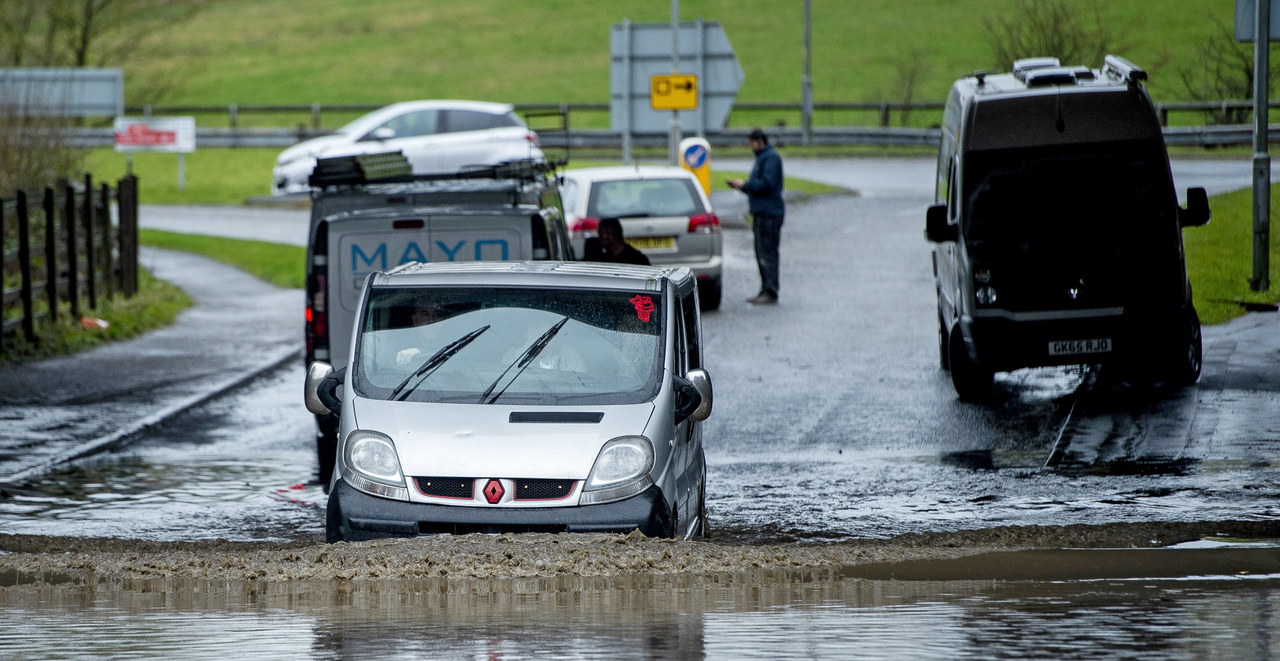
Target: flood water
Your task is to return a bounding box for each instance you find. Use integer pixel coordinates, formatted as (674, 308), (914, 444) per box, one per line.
(2, 364), (1279, 658)
(2, 563), (1278, 659)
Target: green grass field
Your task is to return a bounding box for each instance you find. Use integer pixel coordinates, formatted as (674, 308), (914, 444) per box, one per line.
(128, 0), (1227, 129)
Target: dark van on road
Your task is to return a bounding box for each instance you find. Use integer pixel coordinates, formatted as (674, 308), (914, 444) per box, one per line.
(925, 56), (1211, 400)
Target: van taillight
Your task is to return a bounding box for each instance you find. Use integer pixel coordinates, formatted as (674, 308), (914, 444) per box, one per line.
(569, 217), (600, 236)
(688, 212), (721, 233)
(306, 273), (328, 356)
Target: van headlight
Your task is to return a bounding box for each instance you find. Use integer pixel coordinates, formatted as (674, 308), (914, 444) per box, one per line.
(341, 430), (409, 500)
(580, 436), (654, 505)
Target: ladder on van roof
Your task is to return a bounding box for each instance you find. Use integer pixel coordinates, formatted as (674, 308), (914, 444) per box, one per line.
(308, 151), (557, 189)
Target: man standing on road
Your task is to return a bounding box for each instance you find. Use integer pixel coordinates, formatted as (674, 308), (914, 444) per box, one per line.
(728, 129), (784, 305)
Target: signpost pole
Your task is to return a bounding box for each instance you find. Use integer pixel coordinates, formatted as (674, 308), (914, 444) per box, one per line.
(1252, 0), (1271, 291)
(669, 0), (682, 165)
(802, 0), (814, 146)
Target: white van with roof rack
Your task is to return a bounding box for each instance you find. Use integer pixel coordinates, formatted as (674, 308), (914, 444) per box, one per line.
(925, 55), (1211, 400)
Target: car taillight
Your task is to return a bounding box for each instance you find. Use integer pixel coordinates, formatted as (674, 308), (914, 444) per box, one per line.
(688, 212), (721, 233)
(569, 217), (600, 236)
(527, 130), (540, 146)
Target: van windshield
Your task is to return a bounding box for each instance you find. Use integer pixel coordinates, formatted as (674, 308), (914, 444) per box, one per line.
(963, 142), (1184, 307)
(353, 286), (664, 405)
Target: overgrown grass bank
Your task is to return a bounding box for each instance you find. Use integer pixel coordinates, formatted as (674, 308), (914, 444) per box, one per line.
(1185, 185), (1280, 325)
(0, 270), (189, 365)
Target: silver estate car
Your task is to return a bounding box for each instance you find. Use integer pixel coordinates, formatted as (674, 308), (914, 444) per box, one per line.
(305, 261), (713, 542)
(560, 166), (723, 310)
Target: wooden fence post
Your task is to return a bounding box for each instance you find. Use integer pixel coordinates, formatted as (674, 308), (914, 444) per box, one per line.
(64, 182), (80, 321)
(83, 174), (97, 310)
(99, 182), (113, 299)
(119, 175), (138, 297)
(42, 188), (57, 324)
(17, 191), (36, 344)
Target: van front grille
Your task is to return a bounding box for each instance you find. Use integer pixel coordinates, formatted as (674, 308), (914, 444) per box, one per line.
(514, 479), (576, 501)
(414, 477), (473, 499)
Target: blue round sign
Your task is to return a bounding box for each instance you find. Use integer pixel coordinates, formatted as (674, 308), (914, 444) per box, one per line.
(683, 144), (708, 169)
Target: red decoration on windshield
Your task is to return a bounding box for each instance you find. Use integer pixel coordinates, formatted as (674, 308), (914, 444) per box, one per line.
(630, 295), (655, 322)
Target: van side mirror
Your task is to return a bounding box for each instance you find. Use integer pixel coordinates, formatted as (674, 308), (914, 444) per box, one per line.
(674, 368), (713, 424)
(925, 204), (957, 242)
(1180, 187), (1210, 227)
(304, 362), (345, 415)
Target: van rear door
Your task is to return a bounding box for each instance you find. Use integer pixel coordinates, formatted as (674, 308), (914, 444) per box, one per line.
(331, 214), (533, 350)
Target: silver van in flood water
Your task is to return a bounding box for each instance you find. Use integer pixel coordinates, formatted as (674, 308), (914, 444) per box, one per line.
(305, 261), (712, 541)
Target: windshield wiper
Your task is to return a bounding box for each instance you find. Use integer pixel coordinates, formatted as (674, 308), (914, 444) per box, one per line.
(389, 325), (490, 401)
(477, 316), (569, 404)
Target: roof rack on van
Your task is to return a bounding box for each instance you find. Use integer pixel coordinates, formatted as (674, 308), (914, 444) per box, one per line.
(308, 151), (557, 189)
(1101, 54), (1147, 85)
(1012, 57), (1061, 82)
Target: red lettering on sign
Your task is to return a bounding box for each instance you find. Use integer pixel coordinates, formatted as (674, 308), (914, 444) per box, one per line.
(114, 123), (177, 146)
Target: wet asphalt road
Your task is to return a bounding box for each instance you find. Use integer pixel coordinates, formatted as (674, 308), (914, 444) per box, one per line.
(1, 157), (1278, 543)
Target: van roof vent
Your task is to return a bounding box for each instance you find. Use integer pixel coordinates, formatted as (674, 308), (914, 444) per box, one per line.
(1022, 67), (1080, 87)
(1101, 54), (1147, 85)
(1012, 57), (1061, 82)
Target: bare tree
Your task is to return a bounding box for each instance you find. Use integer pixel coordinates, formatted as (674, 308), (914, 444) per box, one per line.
(0, 0), (207, 67)
(0, 0), (206, 193)
(1178, 16), (1275, 124)
(984, 0), (1132, 70)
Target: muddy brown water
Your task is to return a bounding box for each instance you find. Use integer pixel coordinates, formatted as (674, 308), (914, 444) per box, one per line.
(2, 522), (1278, 659)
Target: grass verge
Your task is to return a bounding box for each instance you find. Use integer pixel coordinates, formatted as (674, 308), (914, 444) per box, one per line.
(140, 229), (306, 289)
(1, 269), (189, 365)
(1184, 184), (1280, 325)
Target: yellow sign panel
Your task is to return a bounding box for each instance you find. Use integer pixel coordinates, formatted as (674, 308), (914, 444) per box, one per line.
(650, 74), (698, 111)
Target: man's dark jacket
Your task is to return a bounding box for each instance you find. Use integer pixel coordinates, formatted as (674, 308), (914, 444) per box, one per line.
(741, 144), (785, 217)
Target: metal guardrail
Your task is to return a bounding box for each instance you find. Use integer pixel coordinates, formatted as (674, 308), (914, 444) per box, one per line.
(59, 123), (1280, 150)
(120, 100), (1280, 130)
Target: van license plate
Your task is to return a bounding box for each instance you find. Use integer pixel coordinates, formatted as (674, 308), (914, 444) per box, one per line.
(629, 236), (676, 250)
(1048, 338), (1112, 356)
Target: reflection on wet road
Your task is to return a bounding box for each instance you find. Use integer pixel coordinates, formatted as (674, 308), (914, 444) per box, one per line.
(2, 565), (1277, 659)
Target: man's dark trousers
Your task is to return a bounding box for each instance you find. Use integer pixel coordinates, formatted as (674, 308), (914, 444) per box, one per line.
(753, 213), (783, 298)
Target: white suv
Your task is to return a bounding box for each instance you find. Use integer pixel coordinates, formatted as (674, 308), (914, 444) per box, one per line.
(272, 100), (544, 195)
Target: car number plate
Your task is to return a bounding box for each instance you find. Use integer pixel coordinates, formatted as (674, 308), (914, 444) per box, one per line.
(1048, 338), (1112, 356)
(629, 236), (676, 250)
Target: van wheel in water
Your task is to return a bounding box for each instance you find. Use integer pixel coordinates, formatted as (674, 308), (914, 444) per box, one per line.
(1171, 310), (1203, 387)
(694, 476), (709, 539)
(950, 331), (993, 401)
(698, 279), (722, 311)
(937, 312), (951, 371)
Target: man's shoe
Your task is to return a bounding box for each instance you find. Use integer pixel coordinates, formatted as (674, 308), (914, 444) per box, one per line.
(747, 293), (778, 305)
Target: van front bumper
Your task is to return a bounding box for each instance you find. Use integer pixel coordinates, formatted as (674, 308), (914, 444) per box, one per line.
(328, 479), (673, 542)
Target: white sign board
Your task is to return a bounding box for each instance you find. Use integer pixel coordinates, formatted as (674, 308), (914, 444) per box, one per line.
(113, 117), (196, 153)
(0, 68), (123, 117)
